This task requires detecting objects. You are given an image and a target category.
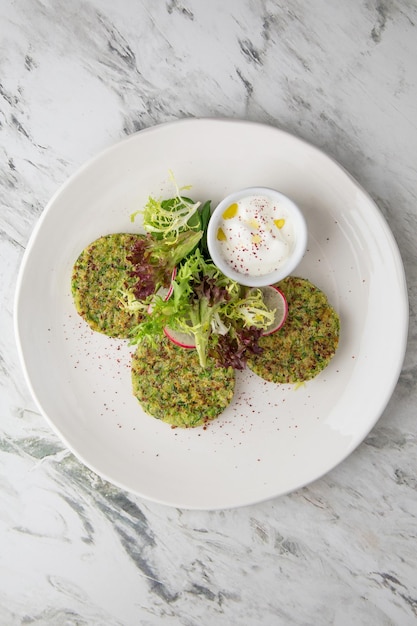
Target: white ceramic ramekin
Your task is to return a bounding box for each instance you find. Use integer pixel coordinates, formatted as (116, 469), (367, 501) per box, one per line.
(207, 186), (307, 287)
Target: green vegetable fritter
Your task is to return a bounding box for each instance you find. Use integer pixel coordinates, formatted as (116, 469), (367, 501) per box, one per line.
(131, 338), (235, 427)
(71, 233), (145, 338)
(247, 276), (340, 383)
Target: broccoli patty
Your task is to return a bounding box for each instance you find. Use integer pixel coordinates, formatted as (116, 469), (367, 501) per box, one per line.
(71, 233), (144, 338)
(131, 338), (235, 427)
(247, 276), (340, 383)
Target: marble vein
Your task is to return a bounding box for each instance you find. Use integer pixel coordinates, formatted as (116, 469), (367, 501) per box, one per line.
(1, 0), (417, 624)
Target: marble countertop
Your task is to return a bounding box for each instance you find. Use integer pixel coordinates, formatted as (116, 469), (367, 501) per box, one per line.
(1, 1), (416, 624)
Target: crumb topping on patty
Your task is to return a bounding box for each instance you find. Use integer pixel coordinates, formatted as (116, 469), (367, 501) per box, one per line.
(247, 276), (340, 384)
(71, 233), (145, 338)
(132, 338), (235, 428)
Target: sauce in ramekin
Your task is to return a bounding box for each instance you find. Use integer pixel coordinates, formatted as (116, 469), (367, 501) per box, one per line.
(215, 194), (295, 277)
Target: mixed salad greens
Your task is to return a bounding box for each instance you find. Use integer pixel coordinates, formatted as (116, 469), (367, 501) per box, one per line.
(121, 177), (276, 370)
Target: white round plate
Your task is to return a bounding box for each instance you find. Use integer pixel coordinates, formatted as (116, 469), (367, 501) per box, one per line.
(15, 119), (408, 510)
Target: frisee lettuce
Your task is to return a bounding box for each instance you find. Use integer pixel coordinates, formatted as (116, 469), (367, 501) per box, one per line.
(128, 249), (275, 368)
(131, 172), (202, 240)
(124, 176), (277, 369)
(127, 179), (211, 297)
(127, 231), (202, 299)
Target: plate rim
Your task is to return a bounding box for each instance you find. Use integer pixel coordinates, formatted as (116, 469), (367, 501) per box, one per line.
(14, 117), (409, 509)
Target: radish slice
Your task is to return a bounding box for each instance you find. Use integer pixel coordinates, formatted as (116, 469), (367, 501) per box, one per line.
(147, 267), (177, 313)
(251, 285), (288, 335)
(165, 266), (177, 300)
(163, 267), (194, 348)
(164, 327), (196, 349)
